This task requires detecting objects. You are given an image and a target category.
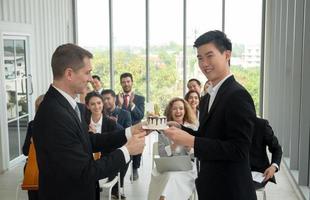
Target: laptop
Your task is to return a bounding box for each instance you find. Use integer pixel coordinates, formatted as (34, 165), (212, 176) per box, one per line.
(154, 155), (193, 173)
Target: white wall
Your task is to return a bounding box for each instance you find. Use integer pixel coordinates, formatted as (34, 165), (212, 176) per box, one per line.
(0, 0), (76, 171)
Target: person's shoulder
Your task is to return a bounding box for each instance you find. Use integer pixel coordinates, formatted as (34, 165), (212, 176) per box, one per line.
(120, 108), (130, 115)
(135, 93), (145, 99)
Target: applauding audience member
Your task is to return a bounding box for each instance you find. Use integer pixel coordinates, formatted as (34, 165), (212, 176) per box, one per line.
(102, 89), (132, 129)
(116, 72), (145, 181)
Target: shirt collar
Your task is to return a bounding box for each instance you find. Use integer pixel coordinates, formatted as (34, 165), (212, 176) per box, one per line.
(208, 74), (232, 95)
(52, 85), (77, 110)
(123, 91), (133, 96)
(91, 114), (103, 126)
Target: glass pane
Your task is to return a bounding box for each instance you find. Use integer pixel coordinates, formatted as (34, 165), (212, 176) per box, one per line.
(149, 0), (183, 113)
(19, 116), (29, 155)
(4, 40), (16, 79)
(6, 80), (17, 120)
(8, 120), (19, 160)
(15, 40), (27, 78)
(186, 0), (222, 89)
(77, 0), (110, 89)
(225, 0), (262, 112)
(113, 0), (146, 97)
(17, 79), (28, 116)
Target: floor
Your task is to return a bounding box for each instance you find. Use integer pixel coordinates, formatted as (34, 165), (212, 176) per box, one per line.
(0, 133), (304, 200)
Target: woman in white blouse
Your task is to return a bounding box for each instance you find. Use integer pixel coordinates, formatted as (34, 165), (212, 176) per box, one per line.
(148, 97), (198, 200)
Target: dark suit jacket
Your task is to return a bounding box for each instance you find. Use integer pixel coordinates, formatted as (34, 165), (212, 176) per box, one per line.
(250, 117), (282, 183)
(106, 107), (132, 129)
(22, 120), (34, 156)
(183, 76), (257, 200)
(33, 86), (128, 200)
(116, 93), (145, 125)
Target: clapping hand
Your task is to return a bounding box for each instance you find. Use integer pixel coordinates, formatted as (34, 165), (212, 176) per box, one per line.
(117, 92), (124, 107)
(89, 124), (96, 133)
(108, 115), (118, 122)
(129, 91), (135, 106)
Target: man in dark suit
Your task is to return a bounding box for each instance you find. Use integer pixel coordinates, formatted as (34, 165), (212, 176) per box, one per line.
(116, 72), (145, 181)
(102, 89), (132, 129)
(32, 43), (146, 200)
(164, 30), (257, 200)
(91, 75), (104, 94)
(250, 117), (282, 189)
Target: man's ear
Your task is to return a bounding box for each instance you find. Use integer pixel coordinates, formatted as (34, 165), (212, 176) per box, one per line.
(64, 67), (74, 81)
(225, 50), (231, 61)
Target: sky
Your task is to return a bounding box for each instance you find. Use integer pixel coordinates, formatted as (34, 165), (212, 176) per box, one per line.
(77, 0), (262, 48)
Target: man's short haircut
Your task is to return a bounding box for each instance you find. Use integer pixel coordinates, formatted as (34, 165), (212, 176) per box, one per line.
(193, 30), (232, 53)
(51, 43), (93, 79)
(187, 78), (201, 87)
(101, 89), (116, 97)
(85, 91), (103, 105)
(120, 72), (133, 82)
(92, 75), (101, 82)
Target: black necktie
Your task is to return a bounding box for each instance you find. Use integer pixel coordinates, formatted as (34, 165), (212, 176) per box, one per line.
(204, 93), (211, 116)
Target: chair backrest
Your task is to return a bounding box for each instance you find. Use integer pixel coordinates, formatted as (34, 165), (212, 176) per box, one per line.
(152, 142), (159, 169)
(21, 142), (39, 190)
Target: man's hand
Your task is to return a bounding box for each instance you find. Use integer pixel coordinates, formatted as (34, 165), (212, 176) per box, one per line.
(163, 127), (195, 148)
(89, 124), (96, 133)
(125, 132), (145, 155)
(117, 92), (124, 107)
(132, 122), (152, 136)
(263, 165), (277, 182)
(129, 92), (135, 104)
(108, 116), (118, 122)
(167, 121), (181, 129)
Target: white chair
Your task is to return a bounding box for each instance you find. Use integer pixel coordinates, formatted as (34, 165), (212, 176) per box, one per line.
(100, 172), (121, 200)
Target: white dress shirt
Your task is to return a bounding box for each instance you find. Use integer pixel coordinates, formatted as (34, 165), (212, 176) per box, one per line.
(207, 74), (233, 111)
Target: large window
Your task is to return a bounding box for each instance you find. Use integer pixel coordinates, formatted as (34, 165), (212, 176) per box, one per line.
(186, 0), (222, 87)
(225, 0), (262, 112)
(77, 0), (110, 89)
(113, 0), (146, 97)
(77, 0), (262, 113)
(149, 0), (183, 113)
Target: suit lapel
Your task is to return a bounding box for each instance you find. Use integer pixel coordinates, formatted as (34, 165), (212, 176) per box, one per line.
(48, 86), (91, 151)
(200, 76), (235, 126)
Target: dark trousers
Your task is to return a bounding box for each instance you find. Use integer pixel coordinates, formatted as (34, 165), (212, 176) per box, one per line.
(109, 162), (130, 193)
(132, 154), (142, 169)
(27, 190), (39, 200)
(23, 162), (39, 200)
